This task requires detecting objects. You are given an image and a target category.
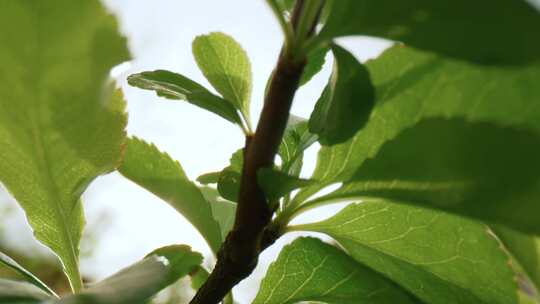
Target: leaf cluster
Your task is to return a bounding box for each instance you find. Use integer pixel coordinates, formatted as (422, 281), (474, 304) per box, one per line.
(1, 0), (540, 303)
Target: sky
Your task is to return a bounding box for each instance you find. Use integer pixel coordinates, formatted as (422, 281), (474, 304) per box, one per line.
(0, 0), (391, 302)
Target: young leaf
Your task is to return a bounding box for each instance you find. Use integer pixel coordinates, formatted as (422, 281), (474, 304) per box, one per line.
(145, 245), (204, 284)
(127, 70), (242, 125)
(319, 0), (540, 64)
(309, 118), (540, 234)
(217, 170), (242, 202)
(189, 266), (210, 291)
(278, 115), (317, 176)
(118, 137), (223, 254)
(214, 148), (244, 202)
(213, 143), (316, 203)
(309, 44), (375, 145)
(0, 0), (129, 291)
(200, 187), (237, 240)
(257, 168), (314, 202)
(295, 201), (518, 304)
(253, 237), (417, 304)
(58, 245), (202, 304)
(197, 172), (221, 185)
(217, 166), (315, 204)
(192, 32), (253, 122)
(295, 45), (540, 211)
(299, 47), (328, 87)
(0, 279), (53, 303)
(0, 252), (57, 297)
(225, 148), (244, 172)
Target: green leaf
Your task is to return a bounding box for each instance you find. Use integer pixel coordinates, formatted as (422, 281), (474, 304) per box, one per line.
(197, 172), (221, 185)
(192, 32), (253, 122)
(215, 148), (244, 202)
(197, 149), (244, 202)
(118, 137), (223, 254)
(295, 45), (540, 211)
(258, 168), (314, 202)
(127, 70), (242, 125)
(214, 145), (314, 203)
(0, 252), (57, 297)
(296, 201), (518, 304)
(278, 116), (317, 176)
(494, 226), (540, 295)
(299, 47), (328, 87)
(0, 279), (52, 303)
(211, 201), (236, 243)
(212, 141), (316, 203)
(200, 187), (236, 240)
(319, 0), (540, 64)
(310, 118), (540, 234)
(309, 44), (375, 145)
(58, 245), (202, 304)
(145, 245), (204, 283)
(226, 149), (244, 172)
(189, 266), (210, 291)
(253, 237), (417, 304)
(0, 0), (129, 291)
(217, 170), (242, 202)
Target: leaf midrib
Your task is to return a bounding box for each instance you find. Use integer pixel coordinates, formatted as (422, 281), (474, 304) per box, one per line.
(297, 220), (516, 304)
(204, 37), (246, 111)
(333, 235), (488, 303)
(28, 96), (81, 288)
(27, 5), (81, 290)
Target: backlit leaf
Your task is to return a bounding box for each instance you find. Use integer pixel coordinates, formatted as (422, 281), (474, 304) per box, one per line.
(58, 245), (202, 304)
(197, 172), (220, 185)
(258, 168), (314, 202)
(189, 266), (210, 292)
(0, 279), (52, 303)
(127, 70), (242, 125)
(218, 170), (241, 202)
(200, 187), (236, 240)
(192, 32), (253, 121)
(278, 115), (317, 176)
(319, 0), (540, 64)
(310, 118), (540, 234)
(0, 0), (129, 291)
(215, 148), (244, 202)
(297, 201), (518, 304)
(294, 45), (540, 222)
(299, 47), (328, 87)
(118, 137), (223, 254)
(253, 237), (417, 304)
(309, 44), (375, 145)
(0, 252), (56, 297)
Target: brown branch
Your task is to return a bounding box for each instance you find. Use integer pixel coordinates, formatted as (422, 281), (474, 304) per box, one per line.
(188, 1), (323, 303)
